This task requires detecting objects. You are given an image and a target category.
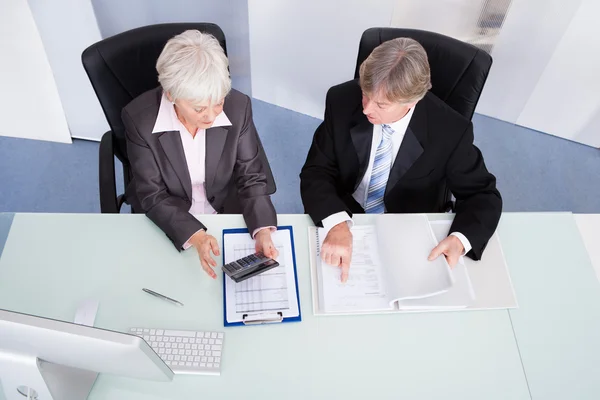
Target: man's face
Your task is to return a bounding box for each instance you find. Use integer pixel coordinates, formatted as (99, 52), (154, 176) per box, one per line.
(362, 91), (415, 125)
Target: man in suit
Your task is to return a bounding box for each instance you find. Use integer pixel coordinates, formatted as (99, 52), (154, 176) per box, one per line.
(300, 37), (502, 282)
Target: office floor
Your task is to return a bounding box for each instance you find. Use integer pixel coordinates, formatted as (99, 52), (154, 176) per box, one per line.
(1, 98), (599, 214)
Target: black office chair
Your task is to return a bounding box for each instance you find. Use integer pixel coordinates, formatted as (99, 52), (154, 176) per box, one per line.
(354, 27), (493, 210)
(82, 23), (274, 213)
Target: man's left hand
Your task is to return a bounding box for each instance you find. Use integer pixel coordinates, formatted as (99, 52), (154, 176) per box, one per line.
(428, 235), (464, 268)
(254, 229), (279, 260)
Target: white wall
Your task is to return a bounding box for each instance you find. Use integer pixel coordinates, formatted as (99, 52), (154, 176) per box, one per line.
(248, 0), (396, 119)
(476, 0), (583, 124)
(0, 0), (71, 143)
(516, 0), (600, 147)
(28, 0), (109, 141)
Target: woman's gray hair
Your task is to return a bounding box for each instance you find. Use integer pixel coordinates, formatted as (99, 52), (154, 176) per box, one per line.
(359, 38), (432, 105)
(156, 30), (231, 105)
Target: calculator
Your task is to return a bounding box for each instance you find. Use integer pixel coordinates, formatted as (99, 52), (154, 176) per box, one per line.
(222, 252), (280, 283)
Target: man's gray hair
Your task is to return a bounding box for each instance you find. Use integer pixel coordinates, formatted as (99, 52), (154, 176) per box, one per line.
(359, 37), (432, 104)
(156, 30), (231, 105)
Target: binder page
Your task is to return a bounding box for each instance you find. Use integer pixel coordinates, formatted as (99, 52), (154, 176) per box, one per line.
(316, 225), (394, 313)
(224, 229), (299, 323)
(375, 214), (453, 302)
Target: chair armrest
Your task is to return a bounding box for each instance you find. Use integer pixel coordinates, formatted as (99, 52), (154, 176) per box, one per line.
(99, 131), (120, 213)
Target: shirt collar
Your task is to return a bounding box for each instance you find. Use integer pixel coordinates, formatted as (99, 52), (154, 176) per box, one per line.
(386, 104), (416, 133)
(152, 93), (232, 134)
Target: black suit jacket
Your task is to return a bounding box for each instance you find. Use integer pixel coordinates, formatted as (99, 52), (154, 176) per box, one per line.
(123, 87), (277, 250)
(300, 80), (502, 260)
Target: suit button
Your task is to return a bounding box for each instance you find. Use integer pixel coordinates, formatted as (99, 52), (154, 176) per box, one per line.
(208, 196), (215, 203)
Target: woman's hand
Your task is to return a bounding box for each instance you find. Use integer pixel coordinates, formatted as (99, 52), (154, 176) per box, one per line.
(189, 230), (220, 279)
(254, 229), (279, 260)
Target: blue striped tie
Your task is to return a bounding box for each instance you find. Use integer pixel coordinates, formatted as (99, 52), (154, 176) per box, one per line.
(365, 124), (394, 214)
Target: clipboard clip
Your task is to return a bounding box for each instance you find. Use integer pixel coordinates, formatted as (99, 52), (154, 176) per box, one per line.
(242, 312), (283, 325)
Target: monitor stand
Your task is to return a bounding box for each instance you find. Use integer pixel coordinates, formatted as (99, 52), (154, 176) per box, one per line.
(0, 352), (97, 400)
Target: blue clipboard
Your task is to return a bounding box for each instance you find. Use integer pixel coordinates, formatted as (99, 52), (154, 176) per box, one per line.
(222, 225), (302, 327)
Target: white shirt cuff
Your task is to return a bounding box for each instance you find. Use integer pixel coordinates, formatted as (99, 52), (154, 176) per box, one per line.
(182, 228), (205, 250)
(321, 212), (353, 237)
(450, 232), (472, 255)
(252, 226), (276, 238)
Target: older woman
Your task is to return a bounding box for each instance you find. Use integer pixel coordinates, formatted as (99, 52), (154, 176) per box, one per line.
(122, 30), (278, 279)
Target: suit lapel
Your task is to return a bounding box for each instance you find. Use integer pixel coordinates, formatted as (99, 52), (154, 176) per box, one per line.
(385, 102), (428, 195)
(205, 126), (230, 189)
(350, 112), (374, 191)
(157, 131), (193, 201)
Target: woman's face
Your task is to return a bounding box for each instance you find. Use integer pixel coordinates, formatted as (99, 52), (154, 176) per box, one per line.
(171, 96), (225, 131)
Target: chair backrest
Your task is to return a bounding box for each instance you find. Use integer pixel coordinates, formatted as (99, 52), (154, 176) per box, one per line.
(354, 28), (492, 120)
(82, 23), (227, 161)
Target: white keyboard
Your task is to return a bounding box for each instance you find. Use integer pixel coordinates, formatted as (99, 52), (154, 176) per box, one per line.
(130, 327), (224, 375)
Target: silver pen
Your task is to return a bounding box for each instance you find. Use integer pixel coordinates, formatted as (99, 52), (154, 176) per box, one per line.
(142, 288), (184, 307)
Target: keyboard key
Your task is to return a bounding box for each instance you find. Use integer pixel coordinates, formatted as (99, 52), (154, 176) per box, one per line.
(165, 330), (196, 338)
(214, 357), (220, 363)
(166, 361), (171, 366)
(196, 332), (204, 338)
(192, 350), (198, 356)
(151, 342), (159, 348)
(214, 363), (220, 368)
(194, 356), (200, 362)
(143, 336), (150, 341)
(215, 339), (223, 345)
(156, 330), (164, 335)
(211, 332), (218, 339)
(143, 329), (149, 333)
(209, 339), (215, 345)
(181, 356), (187, 362)
(212, 345), (221, 351)
(206, 351), (211, 357)
(169, 337), (176, 343)
(200, 363), (206, 367)
(159, 348), (165, 354)
(199, 350), (205, 356)
(178, 344), (184, 349)
(213, 351), (221, 357)
(186, 362), (192, 367)
(207, 363), (213, 368)
(183, 338), (189, 343)
(202, 339), (209, 344)
(159, 342), (165, 348)
(176, 338), (182, 343)
(208, 357), (214, 363)
(217, 333), (224, 339)
(185, 344), (191, 350)
(150, 336), (156, 342)
(174, 355), (181, 361)
(185, 350), (192, 356)
(166, 349), (172, 355)
(178, 361), (185, 366)
(193, 362), (199, 367)
(167, 355), (173, 361)
(166, 343), (171, 349)
(198, 344), (204, 350)
(201, 357), (207, 362)
(192, 344), (198, 350)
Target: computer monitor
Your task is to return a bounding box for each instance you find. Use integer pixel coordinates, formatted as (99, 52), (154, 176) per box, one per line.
(0, 308), (173, 400)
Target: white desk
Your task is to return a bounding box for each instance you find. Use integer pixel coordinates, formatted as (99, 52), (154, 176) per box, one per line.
(575, 214), (600, 284)
(0, 213), (529, 400)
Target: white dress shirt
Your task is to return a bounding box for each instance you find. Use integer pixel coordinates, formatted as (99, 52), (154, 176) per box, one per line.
(152, 94), (272, 249)
(152, 93), (231, 215)
(321, 105), (472, 254)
